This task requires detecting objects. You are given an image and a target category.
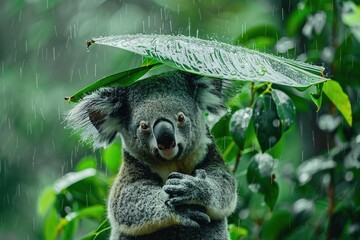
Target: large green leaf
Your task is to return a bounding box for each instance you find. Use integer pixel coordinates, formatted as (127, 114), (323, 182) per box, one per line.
(323, 80), (352, 126)
(54, 169), (97, 193)
(272, 89), (296, 132)
(37, 186), (56, 217)
(253, 94), (281, 152)
(310, 83), (324, 111)
(247, 153), (279, 210)
(90, 34), (328, 87)
(44, 208), (60, 240)
(228, 224), (248, 239)
(56, 205), (105, 238)
(297, 156), (336, 185)
(229, 107), (253, 150)
(65, 63), (161, 103)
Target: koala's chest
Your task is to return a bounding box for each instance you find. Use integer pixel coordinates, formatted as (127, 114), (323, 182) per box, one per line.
(150, 160), (197, 183)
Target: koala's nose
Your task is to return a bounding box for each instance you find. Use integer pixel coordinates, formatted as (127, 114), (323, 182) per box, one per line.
(153, 120), (176, 150)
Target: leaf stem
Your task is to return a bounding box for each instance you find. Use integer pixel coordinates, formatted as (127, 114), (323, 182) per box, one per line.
(232, 150), (242, 173)
(259, 82), (272, 97)
(249, 82), (255, 107)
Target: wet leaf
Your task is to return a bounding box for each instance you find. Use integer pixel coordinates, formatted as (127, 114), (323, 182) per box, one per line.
(263, 182), (279, 211)
(56, 205), (105, 237)
(247, 153), (279, 210)
(54, 169), (97, 193)
(228, 224), (248, 239)
(38, 186), (56, 217)
(310, 83), (324, 111)
(75, 157), (97, 171)
(54, 170), (108, 211)
(211, 114), (231, 138)
(90, 34), (328, 87)
(141, 57), (161, 66)
(323, 80), (352, 126)
(272, 89), (296, 132)
(65, 63), (161, 103)
(297, 157), (336, 185)
(62, 218), (78, 240)
(317, 114), (342, 133)
(253, 95), (281, 152)
(78, 219), (111, 240)
(229, 107), (253, 150)
(44, 208), (59, 240)
(215, 136), (239, 163)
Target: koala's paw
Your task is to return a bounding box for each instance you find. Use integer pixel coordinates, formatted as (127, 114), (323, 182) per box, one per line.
(173, 205), (210, 228)
(163, 170), (210, 207)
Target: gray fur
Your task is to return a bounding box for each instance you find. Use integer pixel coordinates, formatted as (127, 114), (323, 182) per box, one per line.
(65, 71), (237, 240)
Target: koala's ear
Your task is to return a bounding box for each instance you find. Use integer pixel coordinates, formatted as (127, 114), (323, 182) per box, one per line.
(66, 87), (127, 149)
(187, 73), (231, 115)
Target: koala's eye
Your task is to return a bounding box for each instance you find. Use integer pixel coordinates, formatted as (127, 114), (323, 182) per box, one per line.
(140, 121), (149, 131)
(177, 113), (185, 123)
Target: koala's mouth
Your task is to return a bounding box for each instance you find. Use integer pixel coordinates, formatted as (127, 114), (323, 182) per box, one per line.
(155, 144), (183, 161)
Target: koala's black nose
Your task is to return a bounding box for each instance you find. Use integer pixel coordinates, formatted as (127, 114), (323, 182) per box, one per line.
(153, 120), (176, 150)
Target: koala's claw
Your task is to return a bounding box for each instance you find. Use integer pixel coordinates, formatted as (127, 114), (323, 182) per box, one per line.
(168, 172), (187, 179)
(166, 196), (192, 206)
(164, 170), (210, 207)
(163, 184), (187, 197)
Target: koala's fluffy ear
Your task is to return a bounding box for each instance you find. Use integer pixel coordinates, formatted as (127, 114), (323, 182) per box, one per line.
(187, 73), (232, 115)
(66, 87), (126, 149)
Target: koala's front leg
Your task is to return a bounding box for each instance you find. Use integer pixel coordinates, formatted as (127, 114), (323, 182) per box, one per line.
(164, 167), (237, 220)
(164, 170), (210, 206)
(108, 178), (210, 238)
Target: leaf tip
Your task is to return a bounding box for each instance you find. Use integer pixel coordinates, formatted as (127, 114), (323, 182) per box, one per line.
(86, 39), (95, 49)
(65, 96), (75, 102)
(321, 69), (325, 78)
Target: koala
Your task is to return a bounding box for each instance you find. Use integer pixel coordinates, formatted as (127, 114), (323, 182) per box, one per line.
(66, 70), (237, 240)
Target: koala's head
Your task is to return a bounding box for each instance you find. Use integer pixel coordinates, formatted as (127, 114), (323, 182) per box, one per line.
(66, 71), (228, 165)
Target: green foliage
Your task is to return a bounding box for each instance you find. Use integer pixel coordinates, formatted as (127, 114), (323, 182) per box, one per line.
(229, 107), (253, 150)
(65, 63), (161, 103)
(90, 34), (328, 87)
(323, 80), (353, 126)
(247, 153), (279, 210)
(38, 141), (122, 239)
(78, 220), (111, 240)
(35, 1), (360, 240)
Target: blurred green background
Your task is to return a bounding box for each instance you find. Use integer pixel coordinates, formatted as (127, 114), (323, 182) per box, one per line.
(1, 0), (359, 239)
